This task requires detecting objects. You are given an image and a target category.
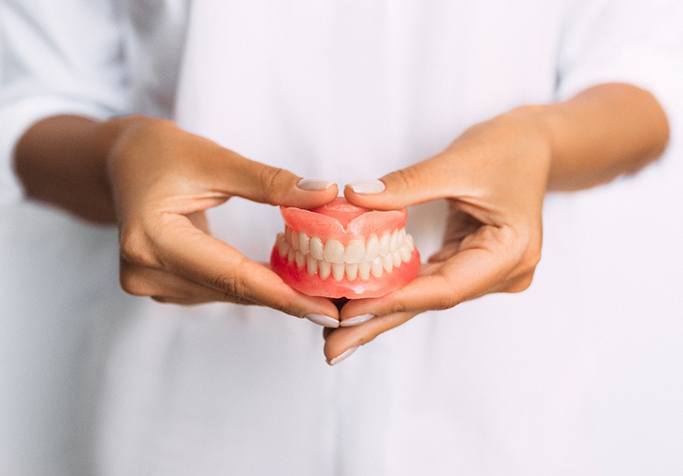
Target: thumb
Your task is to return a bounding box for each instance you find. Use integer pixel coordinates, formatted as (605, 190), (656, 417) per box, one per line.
(344, 156), (453, 210)
(215, 151), (338, 208)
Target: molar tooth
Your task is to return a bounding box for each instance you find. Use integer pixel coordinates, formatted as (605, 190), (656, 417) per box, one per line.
(359, 262), (371, 281)
(390, 229), (400, 251)
(382, 254), (394, 273)
(287, 248), (296, 264)
(371, 257), (384, 278)
(298, 232), (310, 254)
(406, 234), (415, 252)
(290, 230), (299, 250)
(332, 263), (345, 281)
(319, 261), (331, 279)
(392, 250), (402, 267)
(277, 235), (289, 257)
(324, 239), (345, 264)
(345, 239), (365, 263)
(379, 232), (390, 256)
(365, 234), (379, 260)
(400, 245), (412, 263)
(310, 237), (324, 260)
(295, 251), (305, 269)
(346, 263), (358, 281)
(306, 256), (318, 275)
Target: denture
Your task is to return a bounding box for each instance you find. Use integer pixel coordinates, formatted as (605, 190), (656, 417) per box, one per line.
(270, 198), (420, 299)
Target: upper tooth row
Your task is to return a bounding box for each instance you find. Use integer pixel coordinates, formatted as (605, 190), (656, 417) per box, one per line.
(282, 227), (410, 264)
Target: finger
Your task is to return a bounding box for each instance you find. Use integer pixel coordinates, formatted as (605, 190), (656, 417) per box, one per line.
(344, 155), (461, 210)
(153, 214), (339, 320)
(341, 225), (520, 317)
(324, 311), (418, 365)
(120, 261), (253, 305)
(206, 149), (338, 208)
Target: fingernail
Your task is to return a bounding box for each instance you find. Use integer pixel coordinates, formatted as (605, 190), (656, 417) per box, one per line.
(340, 313), (375, 327)
(348, 179), (385, 194)
(328, 346), (359, 366)
(297, 178), (335, 191)
(305, 314), (339, 328)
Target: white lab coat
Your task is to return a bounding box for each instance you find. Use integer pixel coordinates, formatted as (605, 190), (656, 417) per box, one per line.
(1, 1), (683, 475)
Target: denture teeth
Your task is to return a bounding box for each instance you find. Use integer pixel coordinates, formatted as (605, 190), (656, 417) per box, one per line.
(319, 261), (331, 280)
(346, 263), (358, 281)
(382, 254), (394, 273)
(332, 263), (345, 281)
(277, 234), (289, 257)
(345, 239), (365, 263)
(379, 232), (390, 256)
(295, 251), (305, 269)
(324, 239), (345, 264)
(365, 234), (379, 260)
(291, 230), (300, 251)
(390, 229), (400, 251)
(359, 262), (371, 280)
(306, 255), (317, 275)
(278, 228), (415, 280)
(310, 236), (324, 260)
(371, 257), (384, 278)
(399, 245), (412, 263)
(406, 234), (414, 252)
(392, 250), (402, 268)
(298, 232), (310, 254)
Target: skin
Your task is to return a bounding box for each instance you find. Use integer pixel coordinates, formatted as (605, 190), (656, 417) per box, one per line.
(14, 83), (669, 364)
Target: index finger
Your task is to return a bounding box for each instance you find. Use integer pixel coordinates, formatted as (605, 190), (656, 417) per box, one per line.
(154, 213), (339, 319)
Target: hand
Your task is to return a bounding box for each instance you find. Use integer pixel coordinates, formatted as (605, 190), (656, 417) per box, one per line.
(324, 109), (551, 364)
(105, 116), (339, 320)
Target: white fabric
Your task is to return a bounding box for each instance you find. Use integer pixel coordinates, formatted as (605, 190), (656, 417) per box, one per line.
(1, 0), (683, 475)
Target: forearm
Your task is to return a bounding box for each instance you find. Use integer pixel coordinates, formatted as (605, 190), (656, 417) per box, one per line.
(14, 115), (126, 223)
(514, 83), (670, 191)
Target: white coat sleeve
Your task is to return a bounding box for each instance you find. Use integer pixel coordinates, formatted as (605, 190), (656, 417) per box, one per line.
(556, 0), (683, 157)
(0, 0), (130, 203)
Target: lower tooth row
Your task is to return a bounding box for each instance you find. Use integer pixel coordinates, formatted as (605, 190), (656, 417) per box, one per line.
(276, 234), (414, 281)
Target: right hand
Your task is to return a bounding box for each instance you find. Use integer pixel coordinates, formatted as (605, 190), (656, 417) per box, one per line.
(105, 116), (339, 320)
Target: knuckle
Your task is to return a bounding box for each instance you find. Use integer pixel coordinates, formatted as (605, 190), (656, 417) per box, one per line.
(210, 272), (247, 300)
(507, 273), (535, 293)
(119, 227), (156, 267)
(259, 166), (289, 202)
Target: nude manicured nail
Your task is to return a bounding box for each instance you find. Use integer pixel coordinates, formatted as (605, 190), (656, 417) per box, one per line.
(297, 178), (335, 191)
(305, 314), (340, 328)
(328, 346), (359, 366)
(340, 314), (375, 327)
(348, 179), (385, 194)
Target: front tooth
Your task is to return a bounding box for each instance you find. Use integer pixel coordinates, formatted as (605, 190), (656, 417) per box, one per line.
(287, 248), (296, 264)
(382, 254), (394, 273)
(298, 232), (310, 254)
(278, 236), (289, 257)
(290, 230), (300, 250)
(390, 229), (400, 251)
(345, 239), (365, 263)
(371, 257), (384, 278)
(324, 239), (345, 263)
(310, 237), (324, 260)
(295, 251), (305, 269)
(319, 261), (331, 279)
(379, 232), (390, 256)
(359, 262), (371, 280)
(306, 256), (318, 275)
(392, 250), (402, 267)
(398, 228), (406, 244)
(365, 234), (379, 260)
(400, 245), (412, 262)
(346, 263), (358, 281)
(332, 263), (345, 281)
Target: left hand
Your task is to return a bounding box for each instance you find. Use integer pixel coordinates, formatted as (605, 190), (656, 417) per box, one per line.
(324, 109), (552, 364)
